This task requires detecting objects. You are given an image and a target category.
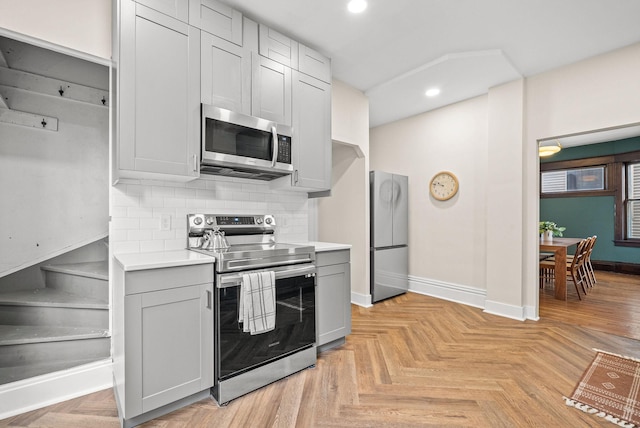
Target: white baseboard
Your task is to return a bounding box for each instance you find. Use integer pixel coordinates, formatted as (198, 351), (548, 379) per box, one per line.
(409, 275), (532, 322)
(0, 359), (113, 420)
(351, 291), (372, 308)
(523, 305), (539, 321)
(484, 300), (526, 321)
(409, 275), (486, 309)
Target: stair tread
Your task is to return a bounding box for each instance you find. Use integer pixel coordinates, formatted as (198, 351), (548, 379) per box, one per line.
(42, 260), (108, 280)
(0, 288), (107, 309)
(0, 324), (110, 346)
(0, 357), (110, 385)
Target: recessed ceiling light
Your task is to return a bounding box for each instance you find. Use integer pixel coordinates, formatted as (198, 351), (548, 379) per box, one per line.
(348, 0), (367, 13)
(425, 88), (440, 97)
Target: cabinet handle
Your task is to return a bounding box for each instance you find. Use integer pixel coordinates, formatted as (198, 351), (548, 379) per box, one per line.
(193, 154), (198, 172)
(294, 170), (299, 184)
(271, 126), (278, 167)
(206, 290), (212, 309)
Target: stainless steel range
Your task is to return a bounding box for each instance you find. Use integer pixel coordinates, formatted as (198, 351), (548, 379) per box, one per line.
(187, 214), (317, 405)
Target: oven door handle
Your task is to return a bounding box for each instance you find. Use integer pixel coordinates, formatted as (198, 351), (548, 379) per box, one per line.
(217, 263), (316, 288)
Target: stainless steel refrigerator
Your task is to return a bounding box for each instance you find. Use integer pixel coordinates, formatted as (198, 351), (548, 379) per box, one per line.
(370, 171), (409, 303)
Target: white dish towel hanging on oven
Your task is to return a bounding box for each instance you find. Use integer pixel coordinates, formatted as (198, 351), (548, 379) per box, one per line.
(239, 271), (276, 335)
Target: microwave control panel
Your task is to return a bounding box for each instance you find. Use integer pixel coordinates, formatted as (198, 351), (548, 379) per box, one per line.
(277, 136), (291, 164)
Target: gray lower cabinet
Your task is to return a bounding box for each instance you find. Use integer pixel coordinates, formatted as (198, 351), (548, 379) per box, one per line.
(113, 262), (214, 427)
(316, 250), (351, 352)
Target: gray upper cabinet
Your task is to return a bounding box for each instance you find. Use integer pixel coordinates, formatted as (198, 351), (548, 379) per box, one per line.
(258, 24), (298, 68)
(115, 0), (200, 182)
(289, 71), (331, 191)
(189, 0), (242, 45)
(298, 44), (331, 83)
(201, 31), (251, 114)
(251, 52), (292, 127)
(134, 0), (188, 22)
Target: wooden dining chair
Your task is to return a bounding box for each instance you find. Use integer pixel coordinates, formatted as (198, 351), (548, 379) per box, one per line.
(546, 235), (597, 289)
(583, 235), (597, 288)
(539, 238), (589, 300)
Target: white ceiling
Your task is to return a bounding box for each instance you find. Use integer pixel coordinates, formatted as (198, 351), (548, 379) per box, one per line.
(218, 0), (640, 129)
(540, 123), (640, 149)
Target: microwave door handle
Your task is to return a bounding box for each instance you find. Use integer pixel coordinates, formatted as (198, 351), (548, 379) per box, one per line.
(271, 126), (278, 167)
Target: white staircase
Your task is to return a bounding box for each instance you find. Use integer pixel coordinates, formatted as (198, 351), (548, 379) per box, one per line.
(0, 260), (110, 385)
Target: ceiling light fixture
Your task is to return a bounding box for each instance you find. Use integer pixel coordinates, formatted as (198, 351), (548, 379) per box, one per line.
(538, 140), (562, 157)
(347, 0), (367, 13)
(425, 88), (440, 97)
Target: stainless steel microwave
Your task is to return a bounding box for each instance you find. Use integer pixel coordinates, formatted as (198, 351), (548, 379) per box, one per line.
(200, 105), (293, 181)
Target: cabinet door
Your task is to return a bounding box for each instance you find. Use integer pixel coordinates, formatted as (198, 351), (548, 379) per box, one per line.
(258, 24), (298, 68)
(291, 71), (331, 190)
(189, 0), (242, 45)
(134, 0), (188, 22)
(298, 44), (331, 83)
(201, 31), (250, 114)
(119, 1), (200, 179)
(316, 262), (351, 346)
(125, 283), (213, 415)
(251, 53), (291, 127)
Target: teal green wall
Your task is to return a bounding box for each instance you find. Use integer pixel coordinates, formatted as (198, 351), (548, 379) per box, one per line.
(540, 136), (640, 263)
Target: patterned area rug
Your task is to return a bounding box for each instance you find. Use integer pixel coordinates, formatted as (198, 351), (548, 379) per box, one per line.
(565, 351), (640, 427)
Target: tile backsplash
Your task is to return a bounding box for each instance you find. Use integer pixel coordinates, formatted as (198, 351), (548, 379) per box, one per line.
(110, 175), (309, 254)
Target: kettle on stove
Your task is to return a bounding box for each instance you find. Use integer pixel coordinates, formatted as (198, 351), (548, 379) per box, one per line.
(202, 227), (229, 250)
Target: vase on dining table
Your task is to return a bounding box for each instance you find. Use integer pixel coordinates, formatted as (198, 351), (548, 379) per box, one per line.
(542, 230), (553, 242)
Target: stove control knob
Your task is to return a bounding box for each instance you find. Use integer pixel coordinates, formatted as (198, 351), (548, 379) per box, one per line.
(256, 218), (263, 225)
(193, 217), (203, 225)
(205, 217), (214, 225)
(265, 217), (273, 225)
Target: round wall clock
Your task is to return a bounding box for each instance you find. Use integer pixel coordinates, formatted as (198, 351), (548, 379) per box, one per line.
(429, 171), (459, 201)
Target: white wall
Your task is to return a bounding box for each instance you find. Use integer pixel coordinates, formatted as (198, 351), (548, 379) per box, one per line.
(523, 42), (640, 311)
(111, 177), (310, 254)
(484, 78), (526, 319)
(367, 42), (640, 319)
(0, 0), (111, 60)
(317, 80), (370, 301)
(370, 95), (489, 291)
(0, 63), (109, 277)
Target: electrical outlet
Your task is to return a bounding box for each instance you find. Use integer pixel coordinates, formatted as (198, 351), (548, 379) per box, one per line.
(160, 214), (171, 231)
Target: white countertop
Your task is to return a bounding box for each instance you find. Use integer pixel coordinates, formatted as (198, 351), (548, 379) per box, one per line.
(298, 241), (352, 252)
(114, 242), (349, 271)
(114, 250), (214, 271)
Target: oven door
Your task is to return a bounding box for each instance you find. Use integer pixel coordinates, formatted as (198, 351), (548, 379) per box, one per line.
(215, 263), (316, 381)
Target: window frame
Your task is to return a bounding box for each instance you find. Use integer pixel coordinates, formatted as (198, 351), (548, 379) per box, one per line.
(539, 155), (616, 199)
(619, 159), (640, 246)
(540, 150), (640, 248)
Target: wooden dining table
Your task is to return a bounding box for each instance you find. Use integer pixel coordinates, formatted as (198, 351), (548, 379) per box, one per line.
(540, 237), (583, 300)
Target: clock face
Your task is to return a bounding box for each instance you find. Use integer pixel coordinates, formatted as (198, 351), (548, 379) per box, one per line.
(430, 171), (459, 201)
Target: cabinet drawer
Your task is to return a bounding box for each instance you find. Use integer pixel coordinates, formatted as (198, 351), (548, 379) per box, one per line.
(189, 0), (242, 45)
(259, 24), (298, 68)
(135, 0), (189, 22)
(125, 264), (213, 295)
(316, 250), (350, 267)
(299, 44), (331, 83)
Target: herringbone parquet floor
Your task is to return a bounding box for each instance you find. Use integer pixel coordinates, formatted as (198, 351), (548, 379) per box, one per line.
(2, 271), (639, 427)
